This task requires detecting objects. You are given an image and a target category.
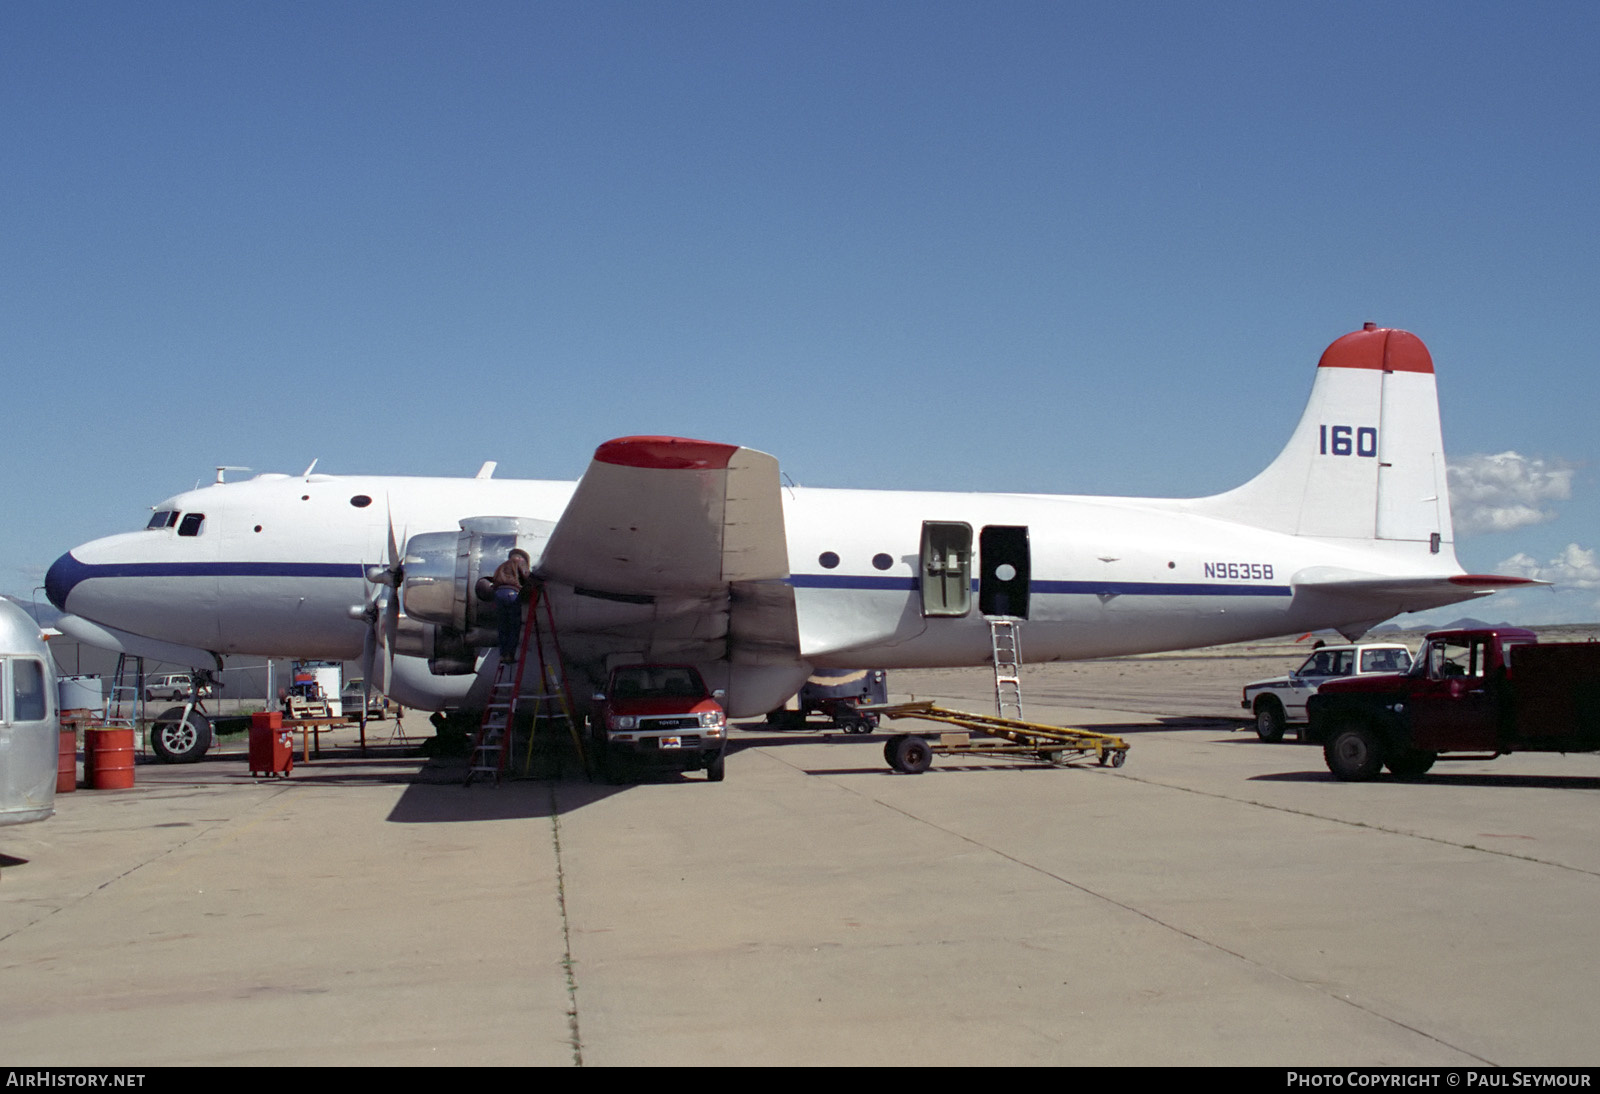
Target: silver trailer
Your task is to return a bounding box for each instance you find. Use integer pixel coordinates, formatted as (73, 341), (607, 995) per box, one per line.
(0, 599), (58, 826)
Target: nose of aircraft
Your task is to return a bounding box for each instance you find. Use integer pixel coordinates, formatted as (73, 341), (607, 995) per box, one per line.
(45, 550), (87, 612)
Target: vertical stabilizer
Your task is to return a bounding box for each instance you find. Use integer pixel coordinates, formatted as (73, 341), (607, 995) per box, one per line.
(1191, 325), (1453, 549)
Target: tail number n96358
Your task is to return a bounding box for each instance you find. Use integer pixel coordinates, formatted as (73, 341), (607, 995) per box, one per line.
(1320, 424), (1377, 457)
(1203, 562), (1274, 580)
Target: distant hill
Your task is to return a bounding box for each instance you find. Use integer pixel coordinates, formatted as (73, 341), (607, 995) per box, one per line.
(1437, 617), (1516, 631)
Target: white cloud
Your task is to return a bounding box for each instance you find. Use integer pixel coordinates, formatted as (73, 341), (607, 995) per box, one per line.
(1497, 544), (1600, 590)
(1448, 452), (1575, 536)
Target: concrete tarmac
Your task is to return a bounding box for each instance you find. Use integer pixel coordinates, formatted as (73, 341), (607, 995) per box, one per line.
(3, 670), (1599, 1066)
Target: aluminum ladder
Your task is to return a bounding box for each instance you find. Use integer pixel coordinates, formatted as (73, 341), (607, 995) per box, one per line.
(988, 618), (1023, 721)
(102, 654), (145, 731)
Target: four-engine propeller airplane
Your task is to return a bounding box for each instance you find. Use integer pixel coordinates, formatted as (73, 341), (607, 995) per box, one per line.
(46, 324), (1535, 756)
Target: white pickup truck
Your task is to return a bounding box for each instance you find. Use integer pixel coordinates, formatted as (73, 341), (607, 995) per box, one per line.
(1241, 643), (1412, 741)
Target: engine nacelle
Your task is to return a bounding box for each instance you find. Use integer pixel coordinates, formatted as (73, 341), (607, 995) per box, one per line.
(389, 614), (477, 676)
(400, 516), (556, 673)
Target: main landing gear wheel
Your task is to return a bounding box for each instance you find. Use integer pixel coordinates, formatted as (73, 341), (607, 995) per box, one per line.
(888, 735), (932, 774)
(1254, 701), (1287, 742)
(149, 708), (213, 764)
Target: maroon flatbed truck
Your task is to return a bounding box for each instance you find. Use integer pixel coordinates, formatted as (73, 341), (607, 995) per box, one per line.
(1306, 628), (1600, 781)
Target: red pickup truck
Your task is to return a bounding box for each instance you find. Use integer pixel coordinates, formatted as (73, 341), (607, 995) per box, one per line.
(1306, 628), (1600, 780)
(590, 664), (728, 782)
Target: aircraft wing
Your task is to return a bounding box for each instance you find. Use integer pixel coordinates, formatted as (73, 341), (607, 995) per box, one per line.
(537, 436), (790, 595)
(531, 436), (800, 677)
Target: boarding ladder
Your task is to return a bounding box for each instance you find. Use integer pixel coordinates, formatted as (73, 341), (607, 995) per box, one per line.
(989, 618), (1023, 721)
(466, 585), (580, 786)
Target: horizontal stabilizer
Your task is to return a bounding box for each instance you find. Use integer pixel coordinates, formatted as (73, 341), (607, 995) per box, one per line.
(1291, 566), (1548, 615)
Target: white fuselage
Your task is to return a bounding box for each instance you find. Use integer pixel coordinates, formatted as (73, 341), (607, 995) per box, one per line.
(50, 471), (1457, 674)
(45, 326), (1498, 715)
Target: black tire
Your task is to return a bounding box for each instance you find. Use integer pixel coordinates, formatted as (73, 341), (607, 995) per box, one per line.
(1323, 722), (1384, 781)
(1254, 699), (1287, 743)
(149, 709), (213, 764)
(889, 735), (932, 774)
(706, 751), (725, 782)
(1386, 749), (1438, 780)
(586, 719), (613, 783)
(845, 712), (879, 734)
(883, 738), (899, 765)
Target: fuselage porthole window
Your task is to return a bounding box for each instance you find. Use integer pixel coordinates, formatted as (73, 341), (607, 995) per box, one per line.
(178, 513), (206, 537)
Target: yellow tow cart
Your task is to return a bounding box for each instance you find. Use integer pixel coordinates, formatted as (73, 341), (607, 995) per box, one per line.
(869, 701), (1130, 774)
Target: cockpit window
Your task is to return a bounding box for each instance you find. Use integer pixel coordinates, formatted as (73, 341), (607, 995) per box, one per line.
(178, 513), (206, 537)
(147, 510), (179, 530)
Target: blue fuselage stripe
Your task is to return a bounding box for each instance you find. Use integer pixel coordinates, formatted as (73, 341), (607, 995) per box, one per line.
(54, 557), (1293, 604)
(790, 574), (1291, 597)
(74, 561), (364, 580)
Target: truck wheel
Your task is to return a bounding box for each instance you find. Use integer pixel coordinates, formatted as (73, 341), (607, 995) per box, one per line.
(586, 721), (616, 784)
(1254, 700), (1287, 742)
(706, 751), (726, 782)
(890, 735), (932, 774)
(1324, 723), (1384, 781)
(150, 709), (213, 764)
(1386, 749), (1437, 779)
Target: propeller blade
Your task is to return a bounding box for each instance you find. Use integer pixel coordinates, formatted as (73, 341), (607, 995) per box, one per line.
(379, 593), (399, 695)
(359, 623), (376, 729)
(386, 496), (401, 580)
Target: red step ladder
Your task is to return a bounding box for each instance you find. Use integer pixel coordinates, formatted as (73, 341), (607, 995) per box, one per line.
(466, 585), (579, 785)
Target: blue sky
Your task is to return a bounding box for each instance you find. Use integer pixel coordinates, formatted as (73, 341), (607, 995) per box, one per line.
(4, 1), (1596, 624)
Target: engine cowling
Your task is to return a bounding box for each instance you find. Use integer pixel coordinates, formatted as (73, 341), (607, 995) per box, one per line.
(399, 516), (556, 674)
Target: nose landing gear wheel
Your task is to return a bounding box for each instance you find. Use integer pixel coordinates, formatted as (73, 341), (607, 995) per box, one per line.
(149, 708), (213, 764)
